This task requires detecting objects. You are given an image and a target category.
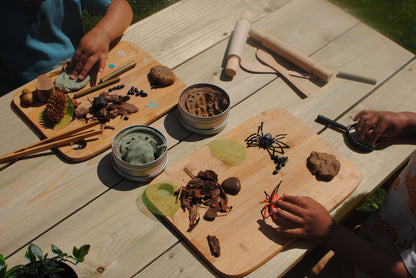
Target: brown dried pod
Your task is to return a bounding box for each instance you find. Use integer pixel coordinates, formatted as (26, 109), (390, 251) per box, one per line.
(43, 90), (67, 124)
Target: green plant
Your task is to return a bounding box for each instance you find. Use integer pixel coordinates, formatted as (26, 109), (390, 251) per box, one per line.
(0, 243), (90, 278)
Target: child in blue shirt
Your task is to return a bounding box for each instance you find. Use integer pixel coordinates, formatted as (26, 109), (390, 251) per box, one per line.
(0, 0), (132, 95)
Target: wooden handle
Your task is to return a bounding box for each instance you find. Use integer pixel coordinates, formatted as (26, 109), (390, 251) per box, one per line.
(73, 77), (120, 99)
(256, 49), (310, 97)
(249, 27), (333, 82)
(224, 10), (252, 77)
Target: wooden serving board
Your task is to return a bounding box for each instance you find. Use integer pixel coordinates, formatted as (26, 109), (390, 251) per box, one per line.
(151, 108), (361, 277)
(12, 41), (187, 162)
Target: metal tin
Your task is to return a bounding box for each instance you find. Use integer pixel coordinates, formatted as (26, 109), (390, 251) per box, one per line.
(111, 125), (168, 182)
(177, 83), (230, 135)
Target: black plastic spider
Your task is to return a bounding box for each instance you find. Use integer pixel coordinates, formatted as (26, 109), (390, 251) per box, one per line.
(244, 122), (289, 157)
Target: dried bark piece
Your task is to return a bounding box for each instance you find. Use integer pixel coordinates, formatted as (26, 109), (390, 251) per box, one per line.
(207, 235), (220, 257)
(307, 151), (341, 181)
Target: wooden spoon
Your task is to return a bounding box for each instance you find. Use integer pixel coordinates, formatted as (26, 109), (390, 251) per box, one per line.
(256, 49), (311, 97)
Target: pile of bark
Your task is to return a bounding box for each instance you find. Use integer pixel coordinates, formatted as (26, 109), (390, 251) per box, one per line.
(74, 92), (138, 123)
(177, 169), (232, 232)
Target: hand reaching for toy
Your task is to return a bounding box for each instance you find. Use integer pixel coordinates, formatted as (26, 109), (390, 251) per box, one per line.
(353, 110), (416, 145)
(271, 195), (334, 243)
(70, 30), (110, 80)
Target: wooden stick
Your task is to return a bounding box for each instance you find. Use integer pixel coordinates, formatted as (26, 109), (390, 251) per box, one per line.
(99, 60), (136, 83)
(0, 129), (102, 163)
(11, 121), (100, 154)
(73, 77), (120, 99)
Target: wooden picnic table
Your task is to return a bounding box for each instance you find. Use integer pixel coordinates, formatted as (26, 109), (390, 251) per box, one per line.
(1, 0), (415, 277)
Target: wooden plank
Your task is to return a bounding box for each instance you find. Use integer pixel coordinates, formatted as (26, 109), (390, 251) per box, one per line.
(130, 2), (416, 277)
(2, 1), (414, 278)
(0, 0), (294, 259)
(123, 0), (292, 68)
(11, 41), (187, 162)
(151, 108), (360, 277)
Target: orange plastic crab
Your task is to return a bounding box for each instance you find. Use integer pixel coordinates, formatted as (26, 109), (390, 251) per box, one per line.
(260, 181), (282, 220)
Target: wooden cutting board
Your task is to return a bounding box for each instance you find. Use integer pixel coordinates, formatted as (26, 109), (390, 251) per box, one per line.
(12, 41), (187, 162)
(150, 108), (361, 277)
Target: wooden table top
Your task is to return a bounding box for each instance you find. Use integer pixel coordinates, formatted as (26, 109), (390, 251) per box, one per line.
(1, 0), (415, 277)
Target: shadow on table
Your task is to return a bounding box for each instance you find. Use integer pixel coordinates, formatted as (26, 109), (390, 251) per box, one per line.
(97, 153), (149, 191)
(163, 109), (223, 143)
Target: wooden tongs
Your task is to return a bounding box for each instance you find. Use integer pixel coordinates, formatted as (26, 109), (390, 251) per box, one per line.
(0, 122), (102, 164)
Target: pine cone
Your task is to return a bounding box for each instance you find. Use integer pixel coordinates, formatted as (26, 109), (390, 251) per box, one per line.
(44, 90), (67, 123)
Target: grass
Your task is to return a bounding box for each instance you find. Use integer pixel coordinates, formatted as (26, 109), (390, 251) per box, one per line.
(83, 0), (181, 33)
(83, 0), (414, 211)
(328, 0), (416, 54)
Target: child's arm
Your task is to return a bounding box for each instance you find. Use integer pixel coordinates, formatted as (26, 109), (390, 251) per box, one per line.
(272, 195), (411, 277)
(70, 0), (133, 80)
(353, 110), (416, 145)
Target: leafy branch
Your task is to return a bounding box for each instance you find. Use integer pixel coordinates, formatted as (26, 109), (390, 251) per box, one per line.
(0, 243), (90, 278)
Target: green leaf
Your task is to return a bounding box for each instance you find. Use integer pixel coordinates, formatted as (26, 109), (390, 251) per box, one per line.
(73, 245), (90, 263)
(51, 244), (64, 256)
(207, 139), (246, 166)
(0, 254), (6, 278)
(25, 244), (37, 264)
(30, 244), (43, 261)
(5, 265), (24, 278)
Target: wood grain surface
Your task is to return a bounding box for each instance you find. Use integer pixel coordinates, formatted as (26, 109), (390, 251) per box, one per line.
(151, 108), (361, 277)
(12, 41), (187, 162)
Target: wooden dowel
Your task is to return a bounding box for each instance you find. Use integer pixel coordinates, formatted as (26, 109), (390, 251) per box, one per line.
(99, 60), (136, 83)
(12, 121), (100, 154)
(0, 130), (102, 163)
(73, 77), (120, 99)
(336, 71), (377, 85)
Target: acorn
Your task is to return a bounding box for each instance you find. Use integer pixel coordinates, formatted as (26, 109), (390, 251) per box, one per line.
(21, 88), (34, 105)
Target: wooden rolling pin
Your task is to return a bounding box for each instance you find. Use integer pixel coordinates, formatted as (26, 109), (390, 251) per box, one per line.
(249, 27), (333, 82)
(224, 10), (252, 77)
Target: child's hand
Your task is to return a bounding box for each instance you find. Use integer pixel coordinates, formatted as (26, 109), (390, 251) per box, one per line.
(353, 110), (408, 145)
(271, 195), (333, 243)
(70, 30), (110, 80)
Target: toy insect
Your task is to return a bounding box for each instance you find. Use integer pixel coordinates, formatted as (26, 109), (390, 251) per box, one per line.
(260, 181), (282, 220)
(245, 122), (290, 174)
(245, 122), (289, 157)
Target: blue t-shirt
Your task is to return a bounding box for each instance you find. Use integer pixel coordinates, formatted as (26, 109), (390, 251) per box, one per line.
(0, 0), (111, 95)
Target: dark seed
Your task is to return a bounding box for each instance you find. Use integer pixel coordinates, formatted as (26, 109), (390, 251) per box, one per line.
(108, 88), (113, 92)
(123, 116), (129, 120)
(273, 169), (279, 175)
(141, 92), (148, 97)
(221, 177), (241, 195)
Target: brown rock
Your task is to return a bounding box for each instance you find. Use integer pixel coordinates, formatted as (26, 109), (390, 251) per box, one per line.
(148, 65), (175, 86)
(307, 151), (341, 181)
